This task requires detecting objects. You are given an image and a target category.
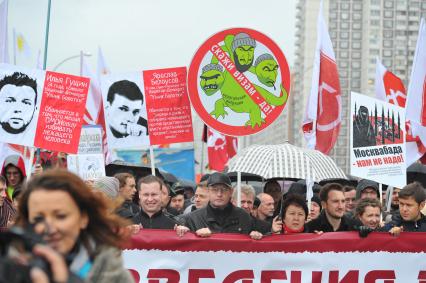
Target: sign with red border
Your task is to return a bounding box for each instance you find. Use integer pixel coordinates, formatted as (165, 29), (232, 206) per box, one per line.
(188, 28), (290, 136)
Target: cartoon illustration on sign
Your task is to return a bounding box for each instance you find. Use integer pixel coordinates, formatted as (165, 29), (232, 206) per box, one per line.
(189, 28), (291, 136)
(198, 33), (288, 128)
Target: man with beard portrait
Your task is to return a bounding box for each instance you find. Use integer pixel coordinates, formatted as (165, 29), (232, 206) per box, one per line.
(0, 72), (38, 142)
(231, 32), (256, 73)
(353, 105), (376, 148)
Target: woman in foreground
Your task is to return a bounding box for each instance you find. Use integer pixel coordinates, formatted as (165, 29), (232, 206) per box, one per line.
(16, 169), (134, 283)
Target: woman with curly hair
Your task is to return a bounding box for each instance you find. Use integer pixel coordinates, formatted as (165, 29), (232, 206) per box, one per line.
(15, 169), (134, 283)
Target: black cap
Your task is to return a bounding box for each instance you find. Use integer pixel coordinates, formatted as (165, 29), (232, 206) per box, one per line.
(170, 182), (185, 197)
(207, 172), (232, 187)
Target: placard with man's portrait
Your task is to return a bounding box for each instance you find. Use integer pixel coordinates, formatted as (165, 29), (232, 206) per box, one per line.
(0, 64), (45, 146)
(101, 72), (150, 149)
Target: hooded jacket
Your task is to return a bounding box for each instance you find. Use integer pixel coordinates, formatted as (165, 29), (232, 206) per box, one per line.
(356, 179), (379, 200)
(1, 155), (26, 200)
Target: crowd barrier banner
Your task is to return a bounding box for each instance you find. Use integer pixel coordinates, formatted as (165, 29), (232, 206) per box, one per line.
(123, 229), (426, 283)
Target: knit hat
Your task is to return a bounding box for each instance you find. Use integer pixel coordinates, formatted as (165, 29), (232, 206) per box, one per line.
(93, 176), (119, 199)
(202, 63), (223, 73)
(254, 53), (275, 67)
(232, 33), (256, 52)
(311, 195), (322, 210)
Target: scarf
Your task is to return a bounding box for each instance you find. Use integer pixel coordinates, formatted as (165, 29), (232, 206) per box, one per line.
(283, 224), (304, 234)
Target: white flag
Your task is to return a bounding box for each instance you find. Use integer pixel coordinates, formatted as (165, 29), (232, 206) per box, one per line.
(0, 0), (9, 63)
(405, 18), (426, 166)
(15, 31), (31, 58)
(97, 46), (110, 83)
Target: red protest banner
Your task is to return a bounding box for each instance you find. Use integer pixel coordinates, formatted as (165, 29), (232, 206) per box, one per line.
(143, 67), (193, 145)
(123, 230), (426, 283)
(34, 71), (89, 154)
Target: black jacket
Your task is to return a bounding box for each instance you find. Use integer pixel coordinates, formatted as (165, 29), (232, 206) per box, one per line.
(397, 213), (426, 232)
(306, 211), (357, 232)
(133, 209), (176, 229)
(117, 200), (140, 222)
(183, 203), (255, 234)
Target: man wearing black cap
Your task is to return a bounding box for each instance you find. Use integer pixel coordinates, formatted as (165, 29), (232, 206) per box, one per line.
(168, 182), (185, 215)
(176, 172), (261, 239)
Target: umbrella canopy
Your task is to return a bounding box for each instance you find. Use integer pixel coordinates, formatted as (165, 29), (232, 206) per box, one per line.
(227, 143), (347, 182)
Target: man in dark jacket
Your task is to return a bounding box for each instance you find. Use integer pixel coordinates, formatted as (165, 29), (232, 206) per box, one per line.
(176, 173), (262, 239)
(133, 175), (175, 229)
(388, 182), (426, 235)
(306, 183), (357, 232)
(115, 173), (140, 220)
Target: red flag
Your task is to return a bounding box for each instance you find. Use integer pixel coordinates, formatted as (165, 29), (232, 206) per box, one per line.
(375, 58), (406, 107)
(206, 127), (237, 171)
(302, 1), (341, 155)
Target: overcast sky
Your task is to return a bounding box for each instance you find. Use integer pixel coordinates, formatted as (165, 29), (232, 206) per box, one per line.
(8, 0), (296, 75)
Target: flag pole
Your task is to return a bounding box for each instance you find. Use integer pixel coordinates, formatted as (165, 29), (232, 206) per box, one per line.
(149, 146), (156, 176)
(237, 136), (241, 207)
(36, 0), (52, 164)
(12, 27), (16, 65)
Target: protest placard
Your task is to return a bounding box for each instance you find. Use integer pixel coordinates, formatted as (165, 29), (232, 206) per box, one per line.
(67, 153), (105, 180)
(143, 67), (193, 145)
(101, 67), (193, 149)
(187, 28), (290, 136)
(350, 92), (406, 187)
(0, 64), (89, 154)
(34, 71), (89, 153)
(78, 125), (103, 154)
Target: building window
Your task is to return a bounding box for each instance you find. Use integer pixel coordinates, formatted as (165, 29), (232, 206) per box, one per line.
(384, 30), (393, 38)
(384, 10), (394, 17)
(370, 20), (380, 26)
(351, 80), (361, 88)
(352, 71), (361, 78)
(384, 20), (394, 28)
(352, 22), (362, 30)
(383, 39), (393, 48)
(352, 52), (361, 59)
(340, 31), (349, 39)
(341, 12), (350, 20)
(339, 61), (348, 68)
(383, 49), (393, 57)
(340, 70), (348, 78)
(353, 12), (362, 20)
(370, 49), (379, 55)
(341, 3), (350, 9)
(341, 79), (348, 88)
(352, 41), (361, 49)
(353, 2), (362, 10)
(340, 41), (349, 48)
(352, 61), (361, 69)
(340, 21), (349, 29)
(352, 32), (362, 40)
(383, 59), (392, 67)
(340, 51), (349, 58)
(371, 0), (380, 5)
(384, 0), (394, 8)
(371, 10), (380, 16)
(330, 12), (337, 19)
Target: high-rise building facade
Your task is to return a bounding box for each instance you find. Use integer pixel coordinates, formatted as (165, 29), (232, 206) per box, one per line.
(290, 0), (426, 174)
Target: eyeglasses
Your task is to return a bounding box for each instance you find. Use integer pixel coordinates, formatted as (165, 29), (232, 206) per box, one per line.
(209, 185), (231, 194)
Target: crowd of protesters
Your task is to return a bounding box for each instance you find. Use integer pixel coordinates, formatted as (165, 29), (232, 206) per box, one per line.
(1, 153), (426, 282)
